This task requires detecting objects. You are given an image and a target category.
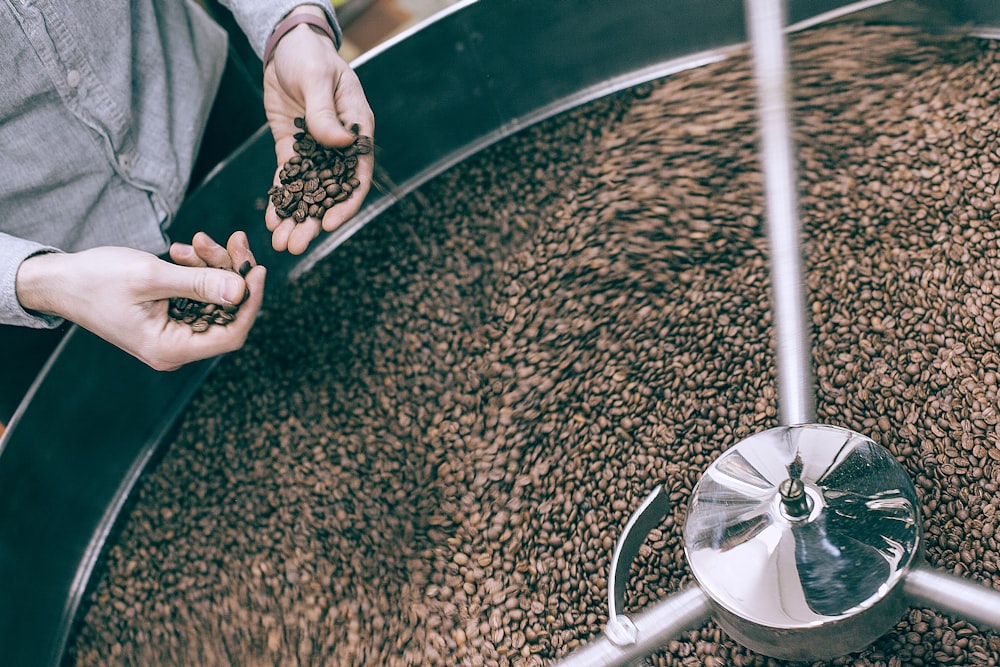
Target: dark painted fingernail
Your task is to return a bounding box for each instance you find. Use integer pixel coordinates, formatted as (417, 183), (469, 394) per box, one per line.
(239, 261), (252, 277)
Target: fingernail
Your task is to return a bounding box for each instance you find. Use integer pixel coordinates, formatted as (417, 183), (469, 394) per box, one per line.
(219, 275), (244, 305)
(239, 261), (252, 277)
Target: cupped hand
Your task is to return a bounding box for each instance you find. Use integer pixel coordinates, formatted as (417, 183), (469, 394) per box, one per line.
(15, 234), (266, 371)
(263, 6), (375, 255)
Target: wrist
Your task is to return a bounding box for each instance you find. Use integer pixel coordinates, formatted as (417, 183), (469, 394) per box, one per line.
(263, 6), (339, 65)
(15, 251), (66, 317)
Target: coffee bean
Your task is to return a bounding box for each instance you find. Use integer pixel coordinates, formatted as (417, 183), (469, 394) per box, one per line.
(70, 23), (1000, 667)
(167, 259), (252, 332)
(268, 117), (372, 223)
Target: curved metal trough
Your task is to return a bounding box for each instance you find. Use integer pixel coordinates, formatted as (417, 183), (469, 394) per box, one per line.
(0, 1), (997, 665)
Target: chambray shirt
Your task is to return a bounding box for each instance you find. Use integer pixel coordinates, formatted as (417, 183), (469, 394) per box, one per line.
(0, 0), (340, 327)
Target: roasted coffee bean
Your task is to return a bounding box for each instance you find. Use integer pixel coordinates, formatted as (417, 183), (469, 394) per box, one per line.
(167, 260), (252, 332)
(268, 116), (372, 223)
(71, 24), (1000, 667)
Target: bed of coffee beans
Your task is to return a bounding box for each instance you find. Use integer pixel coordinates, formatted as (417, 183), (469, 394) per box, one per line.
(167, 261), (252, 332)
(268, 117), (372, 223)
(68, 22), (999, 667)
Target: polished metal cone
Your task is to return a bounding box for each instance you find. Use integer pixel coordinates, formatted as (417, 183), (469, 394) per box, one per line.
(683, 424), (922, 660)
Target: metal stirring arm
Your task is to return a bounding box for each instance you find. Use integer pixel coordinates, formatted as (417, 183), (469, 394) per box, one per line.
(552, 587), (711, 667)
(748, 0), (815, 426)
(551, 0), (1000, 664)
(904, 565), (1000, 631)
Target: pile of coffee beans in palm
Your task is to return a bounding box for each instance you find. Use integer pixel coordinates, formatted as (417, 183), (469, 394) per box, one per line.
(167, 261), (252, 332)
(268, 117), (372, 223)
(69, 22), (1000, 667)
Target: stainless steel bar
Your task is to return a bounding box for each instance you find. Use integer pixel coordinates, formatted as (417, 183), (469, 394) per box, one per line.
(903, 564), (1000, 631)
(551, 586), (712, 667)
(745, 0), (817, 425)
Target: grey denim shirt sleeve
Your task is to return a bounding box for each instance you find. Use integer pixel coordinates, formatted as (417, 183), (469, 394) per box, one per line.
(0, 0), (229, 328)
(221, 0), (343, 60)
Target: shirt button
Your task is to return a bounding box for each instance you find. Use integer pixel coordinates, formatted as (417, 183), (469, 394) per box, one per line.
(66, 69), (81, 88)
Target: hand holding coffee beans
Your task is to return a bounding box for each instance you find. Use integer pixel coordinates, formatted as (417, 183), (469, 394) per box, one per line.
(166, 231), (259, 333)
(267, 117), (373, 224)
(167, 260), (252, 332)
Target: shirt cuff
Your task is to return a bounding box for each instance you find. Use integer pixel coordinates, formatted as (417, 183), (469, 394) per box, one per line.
(0, 234), (65, 329)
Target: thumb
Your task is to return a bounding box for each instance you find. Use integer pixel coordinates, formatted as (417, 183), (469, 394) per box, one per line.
(159, 264), (247, 306)
(304, 104), (357, 149)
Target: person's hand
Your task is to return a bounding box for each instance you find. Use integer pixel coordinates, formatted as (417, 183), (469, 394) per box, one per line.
(15, 232), (266, 371)
(263, 5), (375, 255)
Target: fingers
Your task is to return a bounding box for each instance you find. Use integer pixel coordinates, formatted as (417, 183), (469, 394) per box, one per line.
(178, 265), (266, 339)
(156, 233), (249, 306)
(304, 105), (355, 149)
(286, 219), (322, 255)
(168, 242), (202, 267)
(266, 168), (367, 249)
(169, 231), (256, 290)
(304, 70), (372, 149)
(192, 231), (235, 271)
(225, 230), (255, 275)
(153, 265), (267, 370)
(269, 216), (321, 255)
(336, 69), (375, 137)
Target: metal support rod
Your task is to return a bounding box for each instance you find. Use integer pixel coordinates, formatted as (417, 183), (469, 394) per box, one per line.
(550, 586), (712, 667)
(745, 0), (817, 425)
(904, 564), (1000, 631)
